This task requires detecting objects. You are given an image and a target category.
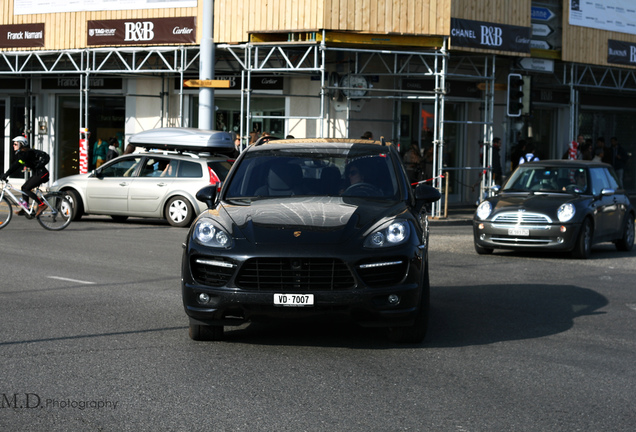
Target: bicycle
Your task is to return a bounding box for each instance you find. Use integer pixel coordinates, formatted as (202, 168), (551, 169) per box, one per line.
(0, 180), (72, 231)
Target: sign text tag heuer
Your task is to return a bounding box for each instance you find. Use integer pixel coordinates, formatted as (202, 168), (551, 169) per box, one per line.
(88, 17), (196, 46)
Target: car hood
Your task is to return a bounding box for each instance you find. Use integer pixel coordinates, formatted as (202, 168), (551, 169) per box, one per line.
(210, 196), (408, 244)
(50, 173), (91, 189)
(492, 192), (582, 215)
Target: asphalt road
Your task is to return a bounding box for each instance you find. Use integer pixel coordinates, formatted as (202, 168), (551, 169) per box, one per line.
(1, 215), (635, 431)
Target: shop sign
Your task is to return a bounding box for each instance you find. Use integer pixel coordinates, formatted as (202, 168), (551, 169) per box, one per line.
(402, 79), (481, 99)
(42, 77), (123, 90)
(87, 17), (196, 46)
(178, 75), (284, 91)
(0, 78), (27, 90)
(450, 18), (531, 53)
(607, 39), (636, 66)
(0, 23), (44, 48)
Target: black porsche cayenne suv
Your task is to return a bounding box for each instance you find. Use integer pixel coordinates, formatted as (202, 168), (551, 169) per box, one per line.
(181, 137), (441, 342)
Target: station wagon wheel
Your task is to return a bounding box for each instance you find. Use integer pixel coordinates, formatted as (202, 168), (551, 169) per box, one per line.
(166, 195), (194, 227)
(615, 214), (635, 252)
(189, 323), (223, 341)
(64, 189), (84, 221)
(572, 218), (593, 259)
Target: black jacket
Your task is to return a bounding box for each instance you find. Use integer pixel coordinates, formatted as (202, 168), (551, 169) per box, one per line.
(3, 148), (49, 178)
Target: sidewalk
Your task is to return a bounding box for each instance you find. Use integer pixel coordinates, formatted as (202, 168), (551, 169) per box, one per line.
(429, 206), (474, 225)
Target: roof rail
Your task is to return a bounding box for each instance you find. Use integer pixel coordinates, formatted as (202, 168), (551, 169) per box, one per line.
(253, 135), (281, 146)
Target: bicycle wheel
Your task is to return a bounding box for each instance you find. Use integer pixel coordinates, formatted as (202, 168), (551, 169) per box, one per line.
(37, 193), (72, 231)
(0, 197), (12, 229)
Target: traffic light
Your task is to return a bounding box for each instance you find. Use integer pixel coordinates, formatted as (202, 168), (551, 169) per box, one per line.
(507, 73), (524, 117)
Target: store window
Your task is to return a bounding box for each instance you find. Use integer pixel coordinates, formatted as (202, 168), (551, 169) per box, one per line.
(190, 96), (286, 140)
(56, 96), (125, 179)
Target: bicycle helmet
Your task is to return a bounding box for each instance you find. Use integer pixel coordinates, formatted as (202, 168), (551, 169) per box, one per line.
(12, 136), (28, 149)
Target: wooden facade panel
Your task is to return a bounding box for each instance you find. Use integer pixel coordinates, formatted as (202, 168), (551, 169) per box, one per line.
(561, 20), (636, 67)
(214, 0), (450, 44)
(451, 0), (530, 27)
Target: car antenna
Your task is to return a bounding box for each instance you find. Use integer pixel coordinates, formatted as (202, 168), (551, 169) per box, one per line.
(381, 136), (386, 146)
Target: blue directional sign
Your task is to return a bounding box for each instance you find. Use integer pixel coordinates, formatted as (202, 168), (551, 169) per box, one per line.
(531, 6), (555, 22)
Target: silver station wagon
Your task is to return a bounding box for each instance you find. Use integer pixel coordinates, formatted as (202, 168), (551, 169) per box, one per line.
(50, 128), (235, 227)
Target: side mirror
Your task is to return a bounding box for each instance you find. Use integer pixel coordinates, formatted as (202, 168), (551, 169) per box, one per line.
(196, 184), (218, 209)
(92, 168), (102, 179)
(601, 188), (615, 196)
(415, 183), (441, 204)
(491, 185), (501, 194)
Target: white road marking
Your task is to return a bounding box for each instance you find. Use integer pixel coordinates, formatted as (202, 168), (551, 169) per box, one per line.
(48, 276), (96, 285)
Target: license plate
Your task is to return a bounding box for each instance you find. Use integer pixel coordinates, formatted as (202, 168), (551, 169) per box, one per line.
(508, 228), (529, 236)
(274, 294), (314, 307)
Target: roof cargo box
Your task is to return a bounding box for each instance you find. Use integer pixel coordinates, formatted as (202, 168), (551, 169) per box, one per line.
(128, 127), (234, 154)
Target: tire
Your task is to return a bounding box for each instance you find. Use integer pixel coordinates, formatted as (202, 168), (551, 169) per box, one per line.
(110, 215), (129, 223)
(64, 189), (84, 221)
(189, 323), (223, 341)
(615, 214), (635, 252)
(572, 218), (593, 259)
(0, 197), (13, 230)
(165, 195), (194, 227)
(387, 265), (430, 344)
(37, 193), (72, 231)
(474, 242), (494, 255)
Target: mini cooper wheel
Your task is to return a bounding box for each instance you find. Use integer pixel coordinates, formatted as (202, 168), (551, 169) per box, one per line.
(189, 323), (223, 341)
(615, 214), (635, 252)
(572, 218), (593, 259)
(166, 196), (194, 227)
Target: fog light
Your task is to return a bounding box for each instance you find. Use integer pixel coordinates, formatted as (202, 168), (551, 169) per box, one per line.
(557, 237), (564, 244)
(478, 223), (485, 230)
(388, 294), (400, 305)
(480, 234), (486, 240)
(560, 226), (567, 233)
(198, 293), (210, 304)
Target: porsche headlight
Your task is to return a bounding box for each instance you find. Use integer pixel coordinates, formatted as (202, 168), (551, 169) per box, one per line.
(364, 220), (410, 248)
(557, 203), (576, 222)
(193, 218), (233, 248)
(476, 201), (493, 220)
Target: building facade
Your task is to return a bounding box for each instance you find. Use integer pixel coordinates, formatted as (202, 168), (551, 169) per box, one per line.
(2, 0), (636, 214)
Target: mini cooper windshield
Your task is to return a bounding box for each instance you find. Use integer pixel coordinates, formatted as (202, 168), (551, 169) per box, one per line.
(504, 165), (589, 194)
(225, 147), (400, 200)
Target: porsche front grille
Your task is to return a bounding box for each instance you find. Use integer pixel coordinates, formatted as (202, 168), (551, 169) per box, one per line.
(236, 258), (355, 291)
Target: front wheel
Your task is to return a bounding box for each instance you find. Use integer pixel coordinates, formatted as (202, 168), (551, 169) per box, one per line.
(572, 218), (593, 259)
(387, 265), (430, 343)
(37, 193), (72, 231)
(0, 197), (13, 229)
(165, 196), (194, 227)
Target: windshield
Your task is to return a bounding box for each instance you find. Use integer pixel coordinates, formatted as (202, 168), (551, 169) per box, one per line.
(225, 146), (400, 199)
(504, 166), (588, 194)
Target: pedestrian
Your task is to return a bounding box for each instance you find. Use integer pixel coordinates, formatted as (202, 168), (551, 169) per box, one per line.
(492, 137), (503, 185)
(609, 137), (629, 187)
(361, 131), (373, 140)
(518, 142), (539, 165)
(106, 138), (119, 161)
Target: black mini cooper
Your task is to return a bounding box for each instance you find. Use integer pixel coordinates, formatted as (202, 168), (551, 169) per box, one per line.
(181, 138), (441, 342)
(474, 160), (634, 258)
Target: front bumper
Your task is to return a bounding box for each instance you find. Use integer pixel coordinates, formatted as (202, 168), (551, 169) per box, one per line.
(473, 221), (581, 251)
(181, 240), (427, 328)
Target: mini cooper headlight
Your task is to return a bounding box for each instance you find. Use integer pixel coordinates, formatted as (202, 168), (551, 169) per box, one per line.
(193, 218), (233, 248)
(364, 220), (410, 248)
(476, 201), (493, 220)
(557, 203), (576, 222)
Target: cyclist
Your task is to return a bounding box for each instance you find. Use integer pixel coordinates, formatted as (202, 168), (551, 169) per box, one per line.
(0, 136), (50, 216)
